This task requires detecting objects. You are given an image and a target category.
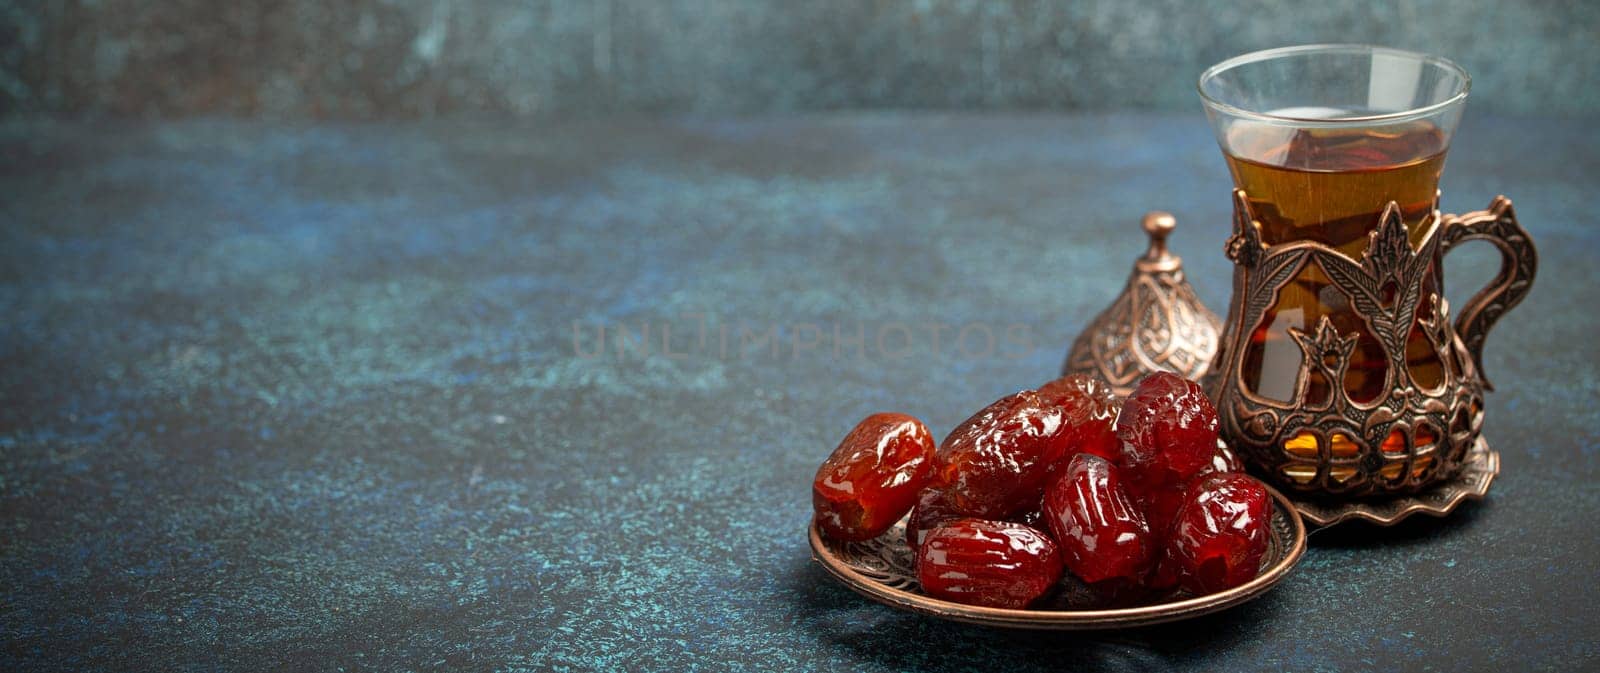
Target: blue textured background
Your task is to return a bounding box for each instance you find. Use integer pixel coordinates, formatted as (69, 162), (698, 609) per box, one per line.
(1, 112), (1597, 670)
(2, 0), (1598, 118)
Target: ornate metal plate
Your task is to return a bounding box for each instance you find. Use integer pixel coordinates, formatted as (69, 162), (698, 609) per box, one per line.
(1289, 436), (1498, 527)
(809, 484), (1306, 629)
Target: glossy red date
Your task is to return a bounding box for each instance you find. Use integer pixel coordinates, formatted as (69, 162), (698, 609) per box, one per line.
(1037, 373), (1123, 463)
(1155, 472), (1273, 594)
(1116, 372), (1220, 488)
(916, 518), (1064, 609)
(934, 390), (1069, 518)
(812, 413), (936, 541)
(1043, 453), (1154, 586)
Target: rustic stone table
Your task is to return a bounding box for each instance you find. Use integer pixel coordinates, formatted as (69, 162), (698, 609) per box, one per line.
(3, 114), (1595, 671)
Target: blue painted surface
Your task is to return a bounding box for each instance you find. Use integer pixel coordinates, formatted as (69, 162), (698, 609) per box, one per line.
(0, 113), (1597, 671)
(2, 1), (1598, 118)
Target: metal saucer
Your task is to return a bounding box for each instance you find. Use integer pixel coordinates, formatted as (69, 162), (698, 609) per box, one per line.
(1288, 436), (1499, 528)
(808, 484), (1306, 630)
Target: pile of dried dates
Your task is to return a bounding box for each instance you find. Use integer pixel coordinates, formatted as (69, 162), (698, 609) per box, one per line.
(811, 372), (1273, 609)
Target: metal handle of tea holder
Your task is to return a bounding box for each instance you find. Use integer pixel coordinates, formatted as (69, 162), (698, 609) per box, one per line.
(1439, 196), (1538, 391)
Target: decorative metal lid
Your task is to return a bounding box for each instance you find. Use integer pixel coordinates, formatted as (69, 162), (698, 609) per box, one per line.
(1062, 212), (1222, 396)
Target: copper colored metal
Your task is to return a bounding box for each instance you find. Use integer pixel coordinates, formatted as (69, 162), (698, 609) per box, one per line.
(1438, 196), (1539, 391)
(1063, 212), (1222, 397)
(1293, 436), (1498, 527)
(1206, 190), (1536, 498)
(808, 482), (1306, 629)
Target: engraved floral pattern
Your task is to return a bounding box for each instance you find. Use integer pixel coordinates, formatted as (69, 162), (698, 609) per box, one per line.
(1209, 191), (1533, 497)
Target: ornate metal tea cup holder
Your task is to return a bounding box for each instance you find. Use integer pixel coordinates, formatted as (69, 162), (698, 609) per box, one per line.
(1056, 203), (1511, 528)
(1207, 191), (1533, 500)
(1288, 435), (1498, 528)
(808, 483), (1306, 630)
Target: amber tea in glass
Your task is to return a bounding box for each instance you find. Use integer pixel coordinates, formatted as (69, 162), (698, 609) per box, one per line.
(1224, 121), (1449, 404)
(1197, 45), (1538, 496)
(1200, 46), (1467, 407)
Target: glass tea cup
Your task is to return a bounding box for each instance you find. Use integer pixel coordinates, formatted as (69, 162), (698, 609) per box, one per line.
(1197, 45), (1535, 495)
